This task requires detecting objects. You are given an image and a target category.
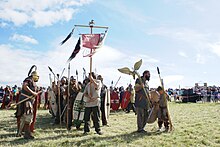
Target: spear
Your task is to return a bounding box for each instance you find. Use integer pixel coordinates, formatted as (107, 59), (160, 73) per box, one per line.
(76, 70), (78, 81)
(57, 74), (62, 126)
(60, 68), (66, 78)
(111, 80), (114, 88)
(66, 63), (70, 130)
(9, 95), (35, 108)
(8, 92), (42, 109)
(49, 73), (52, 88)
(83, 68), (86, 80)
(157, 67), (173, 131)
(48, 66), (57, 82)
(48, 66), (62, 125)
(114, 76), (121, 88)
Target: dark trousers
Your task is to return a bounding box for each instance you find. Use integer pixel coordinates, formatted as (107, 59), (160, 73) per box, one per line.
(126, 102), (136, 113)
(100, 100), (107, 125)
(136, 107), (148, 131)
(84, 106), (101, 133)
(67, 97), (75, 129)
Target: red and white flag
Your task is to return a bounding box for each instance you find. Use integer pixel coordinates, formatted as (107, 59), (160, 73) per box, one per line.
(82, 34), (100, 49)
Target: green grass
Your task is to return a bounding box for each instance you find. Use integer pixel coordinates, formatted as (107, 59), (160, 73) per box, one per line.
(0, 102), (220, 147)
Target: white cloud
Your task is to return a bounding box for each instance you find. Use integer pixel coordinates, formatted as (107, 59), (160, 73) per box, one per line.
(164, 0), (205, 12)
(196, 53), (205, 64)
(209, 42), (220, 57)
(163, 75), (184, 88)
(0, 0), (93, 27)
(98, 1), (150, 24)
(10, 33), (38, 44)
(0, 41), (161, 89)
(178, 51), (188, 58)
(146, 26), (217, 64)
(32, 8), (76, 27)
(65, 0), (94, 6)
(148, 74), (184, 89)
(147, 27), (208, 43)
(0, 44), (42, 86)
(0, 9), (29, 26)
(0, 22), (8, 28)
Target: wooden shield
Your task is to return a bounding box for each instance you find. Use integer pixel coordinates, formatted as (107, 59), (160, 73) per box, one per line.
(73, 92), (86, 122)
(48, 90), (57, 117)
(147, 91), (160, 124)
(121, 91), (131, 109)
(110, 91), (120, 111)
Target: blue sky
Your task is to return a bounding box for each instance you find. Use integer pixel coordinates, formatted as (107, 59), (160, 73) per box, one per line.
(1, 0), (220, 89)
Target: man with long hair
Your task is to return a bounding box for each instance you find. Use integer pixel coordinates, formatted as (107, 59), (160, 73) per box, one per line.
(134, 70), (151, 133)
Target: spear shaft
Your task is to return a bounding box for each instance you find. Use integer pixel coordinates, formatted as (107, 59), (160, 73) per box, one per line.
(157, 67), (173, 131)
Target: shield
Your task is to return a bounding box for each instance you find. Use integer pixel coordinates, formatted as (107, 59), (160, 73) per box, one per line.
(121, 91), (131, 109)
(48, 90), (57, 117)
(110, 91), (120, 111)
(147, 90), (160, 124)
(73, 92), (86, 129)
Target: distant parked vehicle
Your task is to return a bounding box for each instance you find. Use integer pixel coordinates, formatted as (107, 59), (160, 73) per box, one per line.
(178, 89), (201, 103)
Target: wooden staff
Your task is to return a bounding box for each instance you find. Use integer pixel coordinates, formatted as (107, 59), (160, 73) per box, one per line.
(9, 94), (35, 108)
(83, 68), (86, 80)
(8, 92), (41, 109)
(89, 20), (94, 97)
(67, 63), (70, 130)
(133, 71), (152, 109)
(114, 76), (121, 88)
(157, 67), (173, 131)
(76, 70), (78, 82)
(57, 74), (62, 126)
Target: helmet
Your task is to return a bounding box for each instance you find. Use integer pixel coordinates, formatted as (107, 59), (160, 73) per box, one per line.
(70, 76), (76, 81)
(31, 71), (39, 82)
(28, 65), (39, 82)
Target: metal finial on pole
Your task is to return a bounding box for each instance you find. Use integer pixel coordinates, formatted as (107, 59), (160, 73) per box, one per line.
(89, 20), (95, 26)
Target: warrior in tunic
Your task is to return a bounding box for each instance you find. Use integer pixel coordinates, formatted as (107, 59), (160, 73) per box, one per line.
(54, 76), (67, 124)
(157, 86), (169, 132)
(134, 70), (151, 133)
(15, 65), (39, 139)
(66, 76), (81, 130)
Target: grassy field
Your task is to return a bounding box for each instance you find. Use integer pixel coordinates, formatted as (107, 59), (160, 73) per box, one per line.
(0, 102), (220, 147)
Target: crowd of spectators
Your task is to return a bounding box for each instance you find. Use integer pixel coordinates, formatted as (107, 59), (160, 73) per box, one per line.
(166, 85), (220, 102)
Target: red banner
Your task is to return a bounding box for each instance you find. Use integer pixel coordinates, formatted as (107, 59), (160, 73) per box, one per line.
(82, 34), (100, 49)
